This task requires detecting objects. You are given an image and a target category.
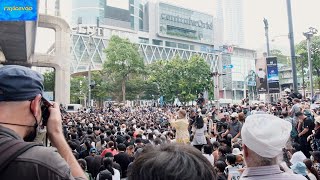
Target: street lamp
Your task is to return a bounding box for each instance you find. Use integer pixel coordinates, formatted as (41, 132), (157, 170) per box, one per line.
(303, 27), (318, 100)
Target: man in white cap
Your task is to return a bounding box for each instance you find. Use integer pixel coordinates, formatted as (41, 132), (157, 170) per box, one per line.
(222, 112), (242, 143)
(240, 114), (306, 180)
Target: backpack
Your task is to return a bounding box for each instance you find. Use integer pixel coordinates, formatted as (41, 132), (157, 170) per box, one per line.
(0, 136), (41, 174)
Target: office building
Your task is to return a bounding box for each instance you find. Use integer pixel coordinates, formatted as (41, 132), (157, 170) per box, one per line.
(216, 0), (244, 46)
(70, 1), (215, 72)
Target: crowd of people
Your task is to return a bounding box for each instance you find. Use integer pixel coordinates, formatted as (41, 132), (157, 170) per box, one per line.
(57, 94), (320, 180)
(1, 65), (320, 180)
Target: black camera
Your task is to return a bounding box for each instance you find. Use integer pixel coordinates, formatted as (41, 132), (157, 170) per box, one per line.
(41, 97), (53, 126)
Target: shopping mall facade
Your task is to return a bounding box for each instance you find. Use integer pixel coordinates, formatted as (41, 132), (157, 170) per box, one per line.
(70, 0), (256, 101)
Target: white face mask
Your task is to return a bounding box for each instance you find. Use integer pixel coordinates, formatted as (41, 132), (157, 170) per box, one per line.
(311, 155), (315, 162)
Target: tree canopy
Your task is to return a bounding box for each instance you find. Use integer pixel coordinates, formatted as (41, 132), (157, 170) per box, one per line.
(104, 35), (145, 101)
(148, 56), (211, 103)
(296, 35), (320, 89)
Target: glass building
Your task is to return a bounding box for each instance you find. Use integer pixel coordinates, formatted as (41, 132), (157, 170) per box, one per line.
(72, 0), (105, 26)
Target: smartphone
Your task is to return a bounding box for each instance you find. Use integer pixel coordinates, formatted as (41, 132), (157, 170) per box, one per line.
(41, 97), (53, 126)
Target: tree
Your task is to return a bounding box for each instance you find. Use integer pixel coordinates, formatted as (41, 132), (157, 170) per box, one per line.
(270, 49), (289, 65)
(104, 35), (145, 102)
(70, 76), (87, 104)
(43, 71), (55, 92)
(296, 35), (320, 89)
(148, 55), (211, 104)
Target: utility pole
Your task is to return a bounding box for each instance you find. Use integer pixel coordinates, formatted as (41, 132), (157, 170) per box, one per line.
(263, 18), (271, 56)
(263, 18), (272, 103)
(303, 27), (318, 100)
(88, 63), (91, 108)
(212, 54), (225, 109)
(301, 58), (306, 99)
(286, 0), (298, 93)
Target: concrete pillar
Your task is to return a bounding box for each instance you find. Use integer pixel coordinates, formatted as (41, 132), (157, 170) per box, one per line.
(31, 14), (71, 105)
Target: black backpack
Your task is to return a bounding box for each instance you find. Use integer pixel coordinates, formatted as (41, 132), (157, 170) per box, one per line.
(0, 136), (41, 173)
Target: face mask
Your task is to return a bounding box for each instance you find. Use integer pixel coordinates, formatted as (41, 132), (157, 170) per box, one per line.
(24, 103), (40, 142)
(311, 155), (315, 162)
(24, 122), (38, 142)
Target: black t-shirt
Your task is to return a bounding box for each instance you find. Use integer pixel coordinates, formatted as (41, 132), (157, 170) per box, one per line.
(114, 152), (132, 178)
(197, 97), (205, 106)
(300, 117), (314, 138)
(315, 128), (320, 139)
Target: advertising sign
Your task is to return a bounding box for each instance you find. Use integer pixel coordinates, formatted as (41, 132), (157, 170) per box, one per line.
(256, 56), (268, 94)
(158, 2), (214, 44)
(267, 57), (280, 93)
(0, 0), (37, 21)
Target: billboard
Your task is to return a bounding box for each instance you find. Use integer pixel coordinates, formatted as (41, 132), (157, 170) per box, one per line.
(267, 57), (280, 93)
(256, 56), (268, 94)
(158, 2), (214, 44)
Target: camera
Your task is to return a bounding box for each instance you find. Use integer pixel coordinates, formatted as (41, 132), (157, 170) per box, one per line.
(41, 97), (53, 126)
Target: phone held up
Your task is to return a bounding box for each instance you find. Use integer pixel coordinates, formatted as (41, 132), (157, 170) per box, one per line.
(41, 97), (53, 126)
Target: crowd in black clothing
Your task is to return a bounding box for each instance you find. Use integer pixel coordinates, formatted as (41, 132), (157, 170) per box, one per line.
(61, 98), (320, 180)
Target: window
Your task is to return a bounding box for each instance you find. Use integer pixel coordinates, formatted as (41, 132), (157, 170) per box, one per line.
(190, 45), (195, 50)
(178, 43), (189, 50)
(130, 16), (134, 29)
(152, 39), (163, 46)
(130, 5), (134, 14)
(139, 19), (144, 31)
(165, 41), (176, 48)
(139, 37), (149, 44)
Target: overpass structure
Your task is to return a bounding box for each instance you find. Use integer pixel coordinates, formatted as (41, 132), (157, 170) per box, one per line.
(0, 14), (71, 105)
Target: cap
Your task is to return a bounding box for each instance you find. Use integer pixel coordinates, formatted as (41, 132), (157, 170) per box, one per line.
(230, 112), (239, 118)
(241, 114), (291, 158)
(290, 151), (307, 165)
(291, 162), (307, 176)
(232, 148), (243, 156)
(90, 148), (97, 154)
(0, 65), (44, 101)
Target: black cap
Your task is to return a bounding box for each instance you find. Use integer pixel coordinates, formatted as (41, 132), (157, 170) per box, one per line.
(0, 65), (44, 101)
(295, 112), (304, 117)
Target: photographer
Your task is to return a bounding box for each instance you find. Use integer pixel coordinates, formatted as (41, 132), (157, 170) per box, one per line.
(196, 93), (205, 109)
(0, 66), (86, 180)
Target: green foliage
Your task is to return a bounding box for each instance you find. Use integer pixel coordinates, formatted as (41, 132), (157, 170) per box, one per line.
(70, 76), (87, 104)
(104, 35), (145, 101)
(148, 55), (211, 104)
(296, 36), (320, 89)
(270, 49), (289, 65)
(43, 71), (55, 92)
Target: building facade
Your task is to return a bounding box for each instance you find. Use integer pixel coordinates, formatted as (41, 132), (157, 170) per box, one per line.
(70, 1), (216, 73)
(68, 0), (255, 101)
(216, 0), (244, 46)
(220, 47), (256, 100)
